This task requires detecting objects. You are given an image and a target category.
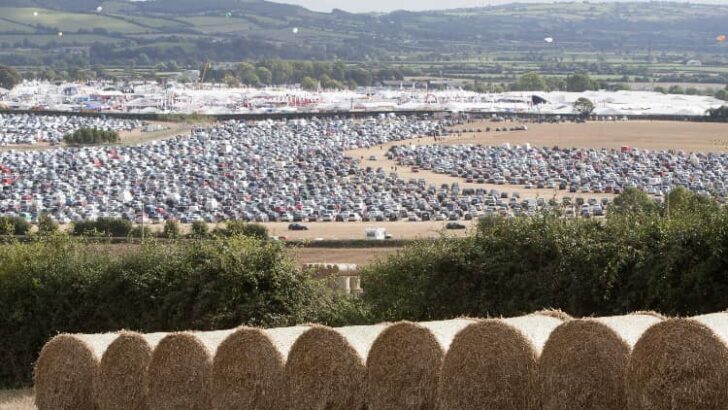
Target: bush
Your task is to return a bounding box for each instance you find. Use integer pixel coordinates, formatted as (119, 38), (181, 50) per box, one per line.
(190, 220), (209, 238)
(0, 236), (344, 387)
(361, 189), (728, 322)
(63, 127), (119, 145)
(219, 221), (269, 240)
(37, 214), (59, 235)
(72, 218), (132, 237)
(0, 216), (31, 236)
(163, 220), (180, 238)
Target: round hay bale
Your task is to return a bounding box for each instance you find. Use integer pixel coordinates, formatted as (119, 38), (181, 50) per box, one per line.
(146, 329), (236, 410)
(286, 323), (389, 410)
(367, 319), (476, 410)
(96, 331), (167, 410)
(34, 332), (119, 410)
(539, 313), (663, 410)
(438, 314), (564, 410)
(627, 313), (728, 410)
(211, 325), (309, 410)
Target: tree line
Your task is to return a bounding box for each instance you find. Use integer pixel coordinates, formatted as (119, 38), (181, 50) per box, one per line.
(209, 60), (413, 90)
(63, 127), (119, 145)
(470, 71), (728, 101)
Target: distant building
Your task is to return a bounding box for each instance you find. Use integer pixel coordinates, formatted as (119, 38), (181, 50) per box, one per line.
(686, 59), (703, 66)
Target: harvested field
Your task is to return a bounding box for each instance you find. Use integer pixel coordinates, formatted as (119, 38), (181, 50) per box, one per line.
(0, 389), (34, 410)
(449, 120), (728, 153)
(262, 221), (475, 240)
(290, 247), (400, 266)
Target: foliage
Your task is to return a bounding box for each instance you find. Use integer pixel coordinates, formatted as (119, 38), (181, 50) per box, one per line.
(0, 216), (30, 236)
(191, 220), (209, 237)
(37, 214), (59, 235)
(566, 73), (597, 92)
(63, 127), (119, 145)
(300, 76), (318, 90)
(162, 220), (180, 238)
(573, 97), (595, 116)
(0, 236), (353, 387)
(362, 189), (728, 322)
(71, 217), (132, 237)
(608, 187), (658, 216)
(214, 221), (269, 240)
(0, 65), (21, 90)
(511, 72), (547, 91)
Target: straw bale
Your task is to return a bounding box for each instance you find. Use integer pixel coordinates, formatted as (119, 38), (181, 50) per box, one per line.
(627, 312), (728, 410)
(34, 333), (118, 410)
(96, 331), (167, 410)
(286, 323), (389, 410)
(437, 314), (564, 410)
(367, 319), (476, 410)
(145, 329), (235, 410)
(539, 313), (662, 410)
(211, 326), (309, 410)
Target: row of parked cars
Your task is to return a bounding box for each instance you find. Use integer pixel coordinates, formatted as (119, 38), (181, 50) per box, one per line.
(389, 142), (728, 198)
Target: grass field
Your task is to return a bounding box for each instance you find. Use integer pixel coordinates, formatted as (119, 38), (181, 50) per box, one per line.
(0, 8), (149, 34)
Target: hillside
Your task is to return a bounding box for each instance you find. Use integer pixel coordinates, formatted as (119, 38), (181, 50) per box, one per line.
(0, 1), (727, 68)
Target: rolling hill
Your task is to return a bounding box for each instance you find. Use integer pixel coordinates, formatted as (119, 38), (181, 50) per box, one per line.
(0, 0), (727, 68)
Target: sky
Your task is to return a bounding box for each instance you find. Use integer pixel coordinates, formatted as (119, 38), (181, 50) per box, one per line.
(274, 0), (727, 13)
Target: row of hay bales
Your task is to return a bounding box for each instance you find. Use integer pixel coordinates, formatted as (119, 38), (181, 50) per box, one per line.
(33, 311), (728, 410)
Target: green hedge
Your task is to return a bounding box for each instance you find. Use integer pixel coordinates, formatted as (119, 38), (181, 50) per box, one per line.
(0, 235), (358, 387)
(63, 127), (119, 145)
(361, 188), (728, 321)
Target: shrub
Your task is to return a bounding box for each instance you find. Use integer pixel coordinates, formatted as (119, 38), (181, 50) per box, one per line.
(37, 214), (59, 235)
(163, 220), (180, 238)
(72, 218), (132, 237)
(0, 236), (343, 387)
(63, 127), (119, 145)
(212, 221), (269, 240)
(190, 220), (209, 238)
(362, 189), (728, 322)
(0, 216), (31, 236)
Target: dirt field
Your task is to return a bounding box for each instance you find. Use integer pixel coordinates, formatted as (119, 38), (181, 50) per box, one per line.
(290, 247), (400, 266)
(118, 121), (196, 145)
(450, 120), (728, 152)
(0, 121), (194, 152)
(263, 220), (475, 240)
(0, 389), (33, 410)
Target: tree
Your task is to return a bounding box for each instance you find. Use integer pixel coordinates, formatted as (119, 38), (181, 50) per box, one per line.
(223, 74), (240, 88)
(163, 220), (180, 239)
(38, 214), (59, 235)
(514, 72), (546, 91)
(191, 220), (209, 237)
(300, 76), (318, 91)
(609, 187), (658, 216)
(573, 97), (595, 117)
(255, 67), (272, 85)
(0, 65), (22, 90)
(566, 73), (595, 92)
